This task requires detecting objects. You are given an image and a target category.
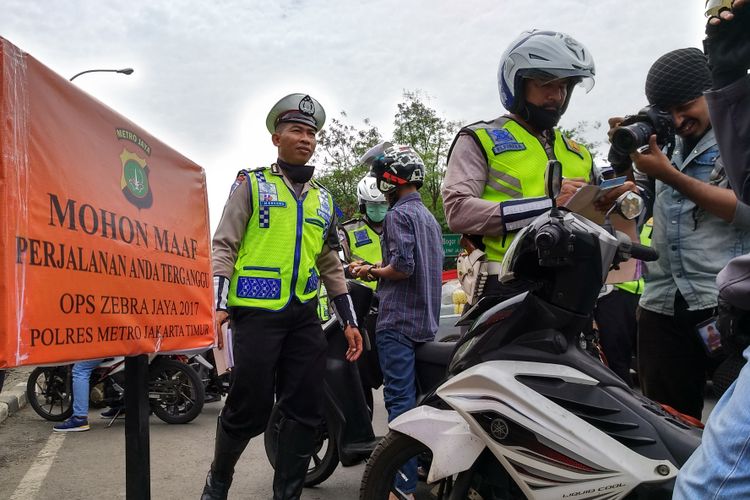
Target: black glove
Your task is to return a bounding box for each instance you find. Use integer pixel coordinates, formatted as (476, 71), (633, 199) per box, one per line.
(704, 2), (750, 88)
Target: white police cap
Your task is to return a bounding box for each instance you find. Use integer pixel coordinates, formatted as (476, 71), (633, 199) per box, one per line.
(265, 93), (326, 133)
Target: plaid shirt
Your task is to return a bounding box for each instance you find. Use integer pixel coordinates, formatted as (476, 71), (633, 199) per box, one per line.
(376, 192), (443, 342)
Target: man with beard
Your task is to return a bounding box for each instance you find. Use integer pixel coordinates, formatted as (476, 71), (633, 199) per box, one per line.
(201, 93), (363, 500)
(443, 29), (633, 303)
(610, 48), (750, 420)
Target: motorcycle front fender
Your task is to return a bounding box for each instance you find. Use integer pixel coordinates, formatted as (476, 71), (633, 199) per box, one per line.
(389, 406), (485, 483)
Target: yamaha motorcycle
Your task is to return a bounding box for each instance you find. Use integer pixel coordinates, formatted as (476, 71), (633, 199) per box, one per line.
(360, 165), (702, 500)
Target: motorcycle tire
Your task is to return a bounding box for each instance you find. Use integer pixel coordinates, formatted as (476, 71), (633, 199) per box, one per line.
(712, 352), (746, 398)
(26, 366), (73, 422)
(264, 404), (340, 487)
(148, 358), (204, 424)
(359, 430), (434, 500)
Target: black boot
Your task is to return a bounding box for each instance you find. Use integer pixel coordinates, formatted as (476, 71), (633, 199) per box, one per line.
(272, 418), (317, 500)
(201, 417), (250, 500)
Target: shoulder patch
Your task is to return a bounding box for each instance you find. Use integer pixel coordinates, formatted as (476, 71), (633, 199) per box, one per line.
(562, 135), (585, 159)
(485, 128), (526, 155)
(229, 171), (248, 196)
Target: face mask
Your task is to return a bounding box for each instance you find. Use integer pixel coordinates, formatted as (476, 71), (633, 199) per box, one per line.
(278, 161), (315, 184)
(365, 204), (388, 223)
(524, 102), (562, 131)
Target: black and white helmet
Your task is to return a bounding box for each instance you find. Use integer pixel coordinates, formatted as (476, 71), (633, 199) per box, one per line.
(498, 30), (595, 114)
(361, 143), (425, 194)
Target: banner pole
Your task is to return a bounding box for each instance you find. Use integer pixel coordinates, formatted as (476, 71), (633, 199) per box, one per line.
(125, 354), (151, 500)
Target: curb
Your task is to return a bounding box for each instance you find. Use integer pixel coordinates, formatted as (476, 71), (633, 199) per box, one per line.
(0, 382), (28, 425)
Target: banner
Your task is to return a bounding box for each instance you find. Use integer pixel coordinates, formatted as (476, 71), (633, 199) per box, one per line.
(0, 38), (214, 368)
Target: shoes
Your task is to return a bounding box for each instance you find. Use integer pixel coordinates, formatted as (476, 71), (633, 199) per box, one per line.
(205, 392), (222, 404)
(100, 407), (125, 419)
(53, 415), (90, 432)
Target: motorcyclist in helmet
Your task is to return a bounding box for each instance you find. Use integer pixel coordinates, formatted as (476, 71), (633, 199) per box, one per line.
(351, 142), (443, 500)
(442, 29), (635, 302)
(339, 173), (388, 290)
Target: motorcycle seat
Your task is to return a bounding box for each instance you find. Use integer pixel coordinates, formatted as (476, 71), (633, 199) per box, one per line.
(415, 341), (456, 366)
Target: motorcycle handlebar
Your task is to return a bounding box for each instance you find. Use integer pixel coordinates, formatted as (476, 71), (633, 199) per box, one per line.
(629, 243), (659, 262)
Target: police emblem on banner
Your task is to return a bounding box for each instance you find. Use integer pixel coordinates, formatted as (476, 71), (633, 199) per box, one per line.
(119, 149), (153, 209)
(487, 128), (525, 155)
(116, 128), (153, 209)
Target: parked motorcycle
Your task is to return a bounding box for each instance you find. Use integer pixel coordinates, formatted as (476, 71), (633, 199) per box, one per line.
(360, 165), (703, 499)
(189, 349), (231, 404)
(264, 280), (382, 486)
(26, 354), (205, 425)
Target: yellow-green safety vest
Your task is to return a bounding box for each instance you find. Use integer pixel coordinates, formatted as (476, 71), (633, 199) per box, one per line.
(342, 218), (382, 290)
(228, 167), (335, 311)
(466, 117), (592, 262)
(615, 218), (653, 295)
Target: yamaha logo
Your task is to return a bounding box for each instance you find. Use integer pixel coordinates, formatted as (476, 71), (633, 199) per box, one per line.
(490, 418), (509, 440)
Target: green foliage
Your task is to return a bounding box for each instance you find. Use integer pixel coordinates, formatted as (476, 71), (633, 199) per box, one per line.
(313, 112), (382, 218)
(558, 120), (603, 160)
(392, 90), (460, 221)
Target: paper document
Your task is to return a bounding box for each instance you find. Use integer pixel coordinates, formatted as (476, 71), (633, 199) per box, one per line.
(563, 177), (627, 225)
(213, 323), (234, 374)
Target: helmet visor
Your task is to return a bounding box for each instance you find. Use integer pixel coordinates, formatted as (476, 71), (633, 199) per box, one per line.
(522, 69), (595, 93)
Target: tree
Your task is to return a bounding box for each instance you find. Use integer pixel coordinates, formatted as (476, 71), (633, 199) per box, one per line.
(558, 120), (604, 160)
(314, 112), (382, 218)
(392, 90), (460, 229)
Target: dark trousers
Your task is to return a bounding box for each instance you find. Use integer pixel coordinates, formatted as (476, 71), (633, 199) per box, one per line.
(594, 289), (639, 385)
(221, 299), (327, 440)
(637, 292), (714, 420)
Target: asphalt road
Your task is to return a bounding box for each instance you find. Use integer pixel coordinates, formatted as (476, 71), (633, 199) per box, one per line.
(0, 389), (390, 500)
(0, 370), (719, 500)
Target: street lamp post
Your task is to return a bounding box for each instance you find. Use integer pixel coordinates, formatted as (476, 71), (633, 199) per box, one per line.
(69, 67), (134, 81)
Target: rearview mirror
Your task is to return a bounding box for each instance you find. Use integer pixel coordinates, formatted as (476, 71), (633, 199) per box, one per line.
(545, 160), (563, 201)
(615, 191), (644, 220)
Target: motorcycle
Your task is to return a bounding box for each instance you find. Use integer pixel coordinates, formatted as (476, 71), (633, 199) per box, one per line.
(264, 280), (383, 486)
(26, 354), (205, 425)
(360, 164), (703, 500)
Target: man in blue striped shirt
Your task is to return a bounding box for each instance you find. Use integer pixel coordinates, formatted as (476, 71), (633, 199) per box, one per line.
(351, 143), (443, 499)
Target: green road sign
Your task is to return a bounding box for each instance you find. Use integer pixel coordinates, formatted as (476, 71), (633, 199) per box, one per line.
(442, 233), (461, 257)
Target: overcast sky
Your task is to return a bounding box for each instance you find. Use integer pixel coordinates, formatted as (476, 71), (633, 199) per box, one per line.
(3, 1), (707, 231)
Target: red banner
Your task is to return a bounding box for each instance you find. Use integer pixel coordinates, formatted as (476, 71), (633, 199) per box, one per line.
(0, 38), (214, 368)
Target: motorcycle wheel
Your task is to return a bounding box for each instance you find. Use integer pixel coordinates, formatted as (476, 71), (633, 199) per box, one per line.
(264, 404), (340, 487)
(359, 430), (442, 500)
(26, 366), (73, 422)
(148, 358), (204, 424)
(360, 431), (518, 500)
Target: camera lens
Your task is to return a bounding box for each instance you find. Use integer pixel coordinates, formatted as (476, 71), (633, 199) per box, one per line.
(611, 122), (656, 153)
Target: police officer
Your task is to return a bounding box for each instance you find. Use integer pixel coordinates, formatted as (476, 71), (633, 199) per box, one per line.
(201, 93), (363, 500)
(443, 29), (633, 301)
(339, 174), (387, 287)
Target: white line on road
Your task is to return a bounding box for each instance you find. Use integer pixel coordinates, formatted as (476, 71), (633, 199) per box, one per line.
(9, 432), (66, 500)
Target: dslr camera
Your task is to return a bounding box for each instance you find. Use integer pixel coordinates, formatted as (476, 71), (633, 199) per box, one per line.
(607, 105), (676, 174)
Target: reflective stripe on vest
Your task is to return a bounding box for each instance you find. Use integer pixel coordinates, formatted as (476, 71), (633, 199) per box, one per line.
(468, 118), (592, 262)
(228, 168), (333, 311)
(343, 218), (382, 290)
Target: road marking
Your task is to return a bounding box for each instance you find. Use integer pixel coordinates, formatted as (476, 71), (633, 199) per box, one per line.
(10, 432), (66, 500)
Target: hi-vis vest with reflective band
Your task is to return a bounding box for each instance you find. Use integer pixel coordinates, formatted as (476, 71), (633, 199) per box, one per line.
(343, 218), (382, 290)
(467, 117), (592, 262)
(615, 219), (653, 295)
(228, 167), (334, 311)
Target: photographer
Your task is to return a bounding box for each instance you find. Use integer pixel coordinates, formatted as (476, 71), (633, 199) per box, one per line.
(674, 1), (750, 496)
(609, 47), (750, 420)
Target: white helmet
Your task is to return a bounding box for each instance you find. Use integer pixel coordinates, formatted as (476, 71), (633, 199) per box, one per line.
(357, 175), (386, 205)
(498, 30), (595, 114)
